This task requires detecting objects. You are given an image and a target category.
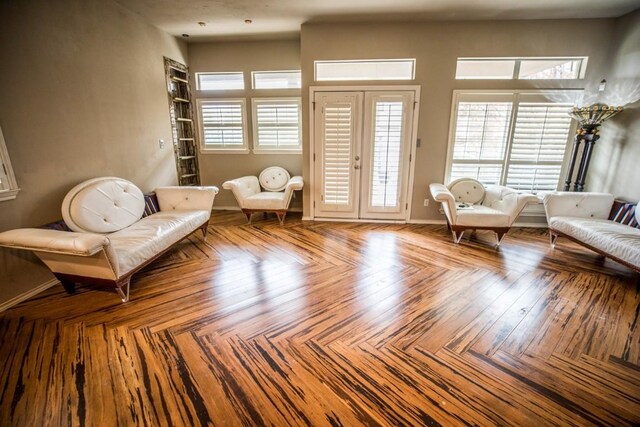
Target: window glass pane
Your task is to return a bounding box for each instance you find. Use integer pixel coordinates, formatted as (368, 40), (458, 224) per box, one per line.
(453, 102), (512, 161)
(450, 164), (502, 185)
(197, 72), (244, 90)
(315, 59), (415, 81)
(519, 59), (583, 79)
(370, 101), (404, 208)
(253, 99), (301, 149)
(0, 162), (9, 191)
(253, 71), (301, 89)
(199, 100), (246, 148)
(455, 60), (515, 79)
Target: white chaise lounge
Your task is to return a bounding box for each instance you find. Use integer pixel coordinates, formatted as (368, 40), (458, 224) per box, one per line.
(543, 192), (640, 272)
(0, 177), (219, 301)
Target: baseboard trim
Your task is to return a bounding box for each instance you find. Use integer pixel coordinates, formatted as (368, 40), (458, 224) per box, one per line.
(213, 206), (303, 213)
(0, 278), (58, 313)
(407, 219), (448, 225)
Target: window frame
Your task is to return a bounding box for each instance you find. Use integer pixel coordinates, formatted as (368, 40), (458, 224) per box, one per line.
(0, 126), (19, 202)
(314, 59), (416, 81)
(444, 89), (581, 196)
(251, 70), (302, 89)
(197, 98), (250, 154)
(455, 57), (588, 80)
(251, 97), (302, 154)
(195, 72), (245, 91)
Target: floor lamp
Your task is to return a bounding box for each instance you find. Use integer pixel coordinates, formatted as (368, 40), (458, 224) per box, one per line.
(564, 103), (623, 192)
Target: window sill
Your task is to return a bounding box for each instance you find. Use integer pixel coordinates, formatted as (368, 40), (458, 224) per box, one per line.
(200, 148), (250, 154)
(0, 188), (20, 202)
(252, 149), (302, 155)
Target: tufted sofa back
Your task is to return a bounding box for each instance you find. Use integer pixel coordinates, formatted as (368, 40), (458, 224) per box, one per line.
(448, 178), (486, 204)
(62, 177), (145, 234)
(543, 192), (614, 220)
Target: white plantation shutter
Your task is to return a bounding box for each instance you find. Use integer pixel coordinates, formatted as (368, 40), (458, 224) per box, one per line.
(323, 104), (353, 206)
(198, 99), (247, 150)
(447, 92), (576, 193)
(252, 98), (301, 152)
(450, 102), (511, 184)
(506, 102), (573, 191)
(370, 101), (403, 207)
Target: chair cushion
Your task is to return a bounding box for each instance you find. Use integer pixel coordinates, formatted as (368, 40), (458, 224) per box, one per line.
(259, 167), (290, 192)
(62, 177), (145, 234)
(108, 210), (209, 275)
(549, 216), (640, 268)
(455, 205), (511, 227)
(448, 178), (486, 205)
(243, 192), (287, 210)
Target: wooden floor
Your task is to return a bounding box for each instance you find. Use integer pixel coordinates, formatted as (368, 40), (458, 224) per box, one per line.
(1, 211), (639, 426)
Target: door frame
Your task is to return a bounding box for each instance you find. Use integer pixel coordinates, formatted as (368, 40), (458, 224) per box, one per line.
(309, 85), (421, 222)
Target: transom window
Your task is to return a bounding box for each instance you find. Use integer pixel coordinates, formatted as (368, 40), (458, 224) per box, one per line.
(252, 71), (301, 89)
(446, 91), (579, 193)
(455, 57), (588, 80)
(197, 99), (249, 153)
(196, 72), (245, 91)
(315, 59), (416, 81)
(251, 98), (302, 153)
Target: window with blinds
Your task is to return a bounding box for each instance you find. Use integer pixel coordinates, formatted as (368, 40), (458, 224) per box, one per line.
(0, 126), (19, 201)
(197, 99), (248, 152)
(251, 98), (302, 153)
(370, 101), (404, 207)
(447, 91), (577, 193)
(323, 104), (353, 206)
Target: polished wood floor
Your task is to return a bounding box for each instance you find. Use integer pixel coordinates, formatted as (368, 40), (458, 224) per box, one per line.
(1, 211), (639, 426)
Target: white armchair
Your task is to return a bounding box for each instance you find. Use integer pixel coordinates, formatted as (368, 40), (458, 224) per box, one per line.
(429, 178), (538, 246)
(223, 167), (303, 224)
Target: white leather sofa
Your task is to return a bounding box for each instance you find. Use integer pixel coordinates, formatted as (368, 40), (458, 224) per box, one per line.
(543, 192), (640, 272)
(430, 178), (538, 246)
(223, 167), (303, 224)
(0, 177), (219, 302)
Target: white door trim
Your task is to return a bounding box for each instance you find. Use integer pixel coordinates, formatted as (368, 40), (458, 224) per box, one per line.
(309, 85), (421, 222)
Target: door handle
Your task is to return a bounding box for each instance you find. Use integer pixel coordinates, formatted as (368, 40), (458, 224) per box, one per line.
(354, 165), (360, 170)
(355, 156), (360, 161)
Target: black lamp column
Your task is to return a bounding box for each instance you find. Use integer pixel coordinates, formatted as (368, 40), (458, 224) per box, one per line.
(573, 125), (600, 192)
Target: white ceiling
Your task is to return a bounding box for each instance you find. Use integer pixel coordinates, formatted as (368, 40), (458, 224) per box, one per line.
(114, 0), (640, 41)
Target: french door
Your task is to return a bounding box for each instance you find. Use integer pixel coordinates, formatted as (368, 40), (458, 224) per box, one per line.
(313, 90), (416, 220)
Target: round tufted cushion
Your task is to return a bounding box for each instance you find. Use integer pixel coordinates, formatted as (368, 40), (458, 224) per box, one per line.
(61, 177), (145, 233)
(447, 178), (486, 205)
(259, 167), (290, 192)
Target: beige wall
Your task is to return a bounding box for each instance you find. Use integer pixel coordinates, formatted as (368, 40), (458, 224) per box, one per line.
(0, 0), (187, 303)
(588, 9), (640, 202)
(188, 40), (303, 208)
(300, 19), (617, 221)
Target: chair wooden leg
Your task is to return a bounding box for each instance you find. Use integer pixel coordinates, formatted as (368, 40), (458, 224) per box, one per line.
(200, 221), (209, 239)
(243, 211), (253, 224)
(496, 231), (507, 247)
(452, 230), (464, 244)
(549, 231), (559, 248)
(115, 277), (131, 303)
(276, 211), (286, 225)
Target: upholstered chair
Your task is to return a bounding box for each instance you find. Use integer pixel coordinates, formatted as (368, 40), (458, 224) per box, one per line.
(223, 167), (303, 224)
(429, 178), (538, 246)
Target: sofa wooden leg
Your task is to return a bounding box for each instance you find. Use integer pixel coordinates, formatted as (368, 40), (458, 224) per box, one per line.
(243, 210), (253, 224)
(54, 274), (76, 294)
(115, 277), (131, 303)
(549, 232), (559, 248)
(496, 231), (507, 247)
(276, 211), (286, 225)
(200, 221), (209, 239)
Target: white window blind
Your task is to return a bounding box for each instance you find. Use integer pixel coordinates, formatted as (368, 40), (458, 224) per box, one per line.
(447, 92), (577, 193)
(251, 98), (302, 153)
(197, 99), (248, 151)
(371, 101), (403, 207)
(323, 104), (353, 205)
(506, 102), (573, 191)
(449, 102), (512, 185)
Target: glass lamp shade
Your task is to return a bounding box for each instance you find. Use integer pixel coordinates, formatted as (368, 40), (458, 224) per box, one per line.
(569, 103), (623, 127)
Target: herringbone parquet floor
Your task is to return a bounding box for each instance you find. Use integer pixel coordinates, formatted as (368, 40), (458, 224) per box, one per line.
(1, 211), (638, 426)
